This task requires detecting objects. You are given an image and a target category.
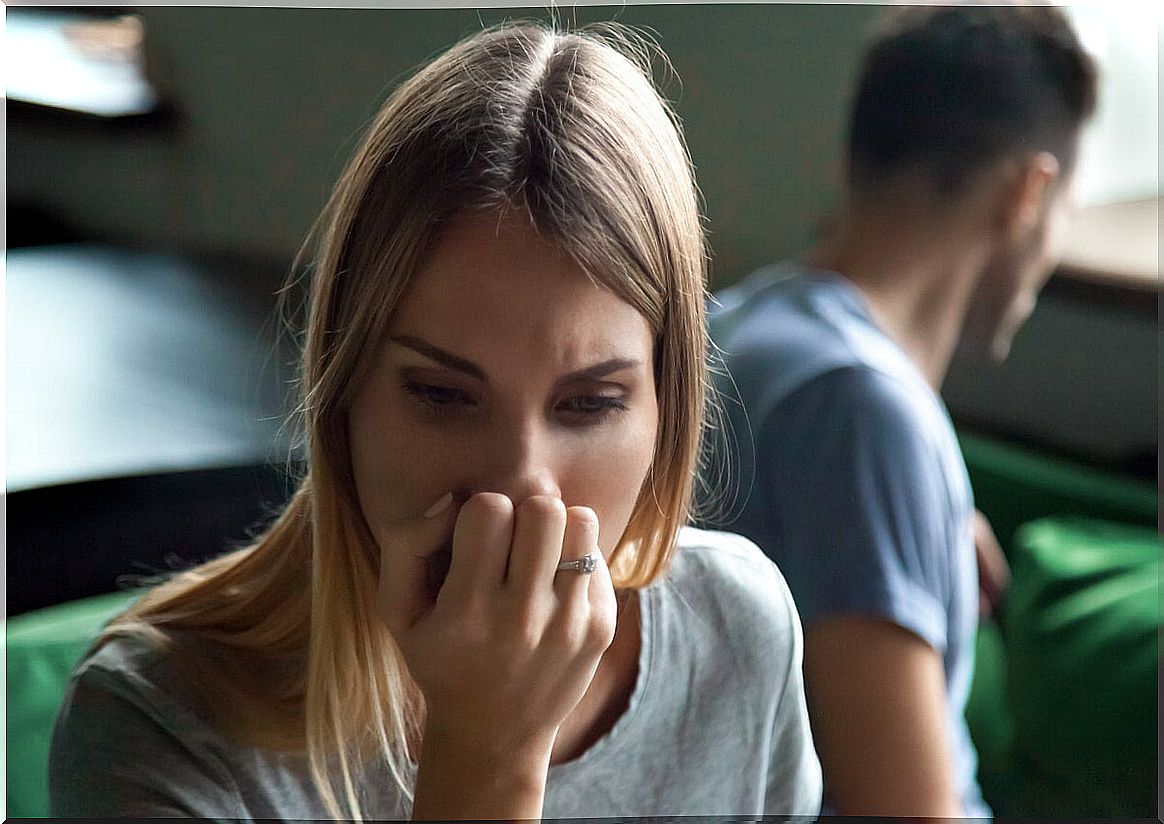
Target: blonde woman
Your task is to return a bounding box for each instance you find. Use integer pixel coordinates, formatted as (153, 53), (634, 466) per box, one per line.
(49, 23), (821, 820)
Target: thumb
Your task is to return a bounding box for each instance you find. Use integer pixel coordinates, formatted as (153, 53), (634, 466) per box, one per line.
(377, 492), (458, 639)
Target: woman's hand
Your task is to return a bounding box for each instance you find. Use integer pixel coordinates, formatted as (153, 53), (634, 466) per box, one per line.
(376, 491), (618, 820)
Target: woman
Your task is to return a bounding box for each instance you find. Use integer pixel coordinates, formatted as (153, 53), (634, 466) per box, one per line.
(50, 22), (821, 820)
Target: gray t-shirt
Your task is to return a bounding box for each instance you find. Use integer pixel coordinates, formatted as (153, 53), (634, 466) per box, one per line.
(50, 527), (822, 819)
(703, 264), (987, 817)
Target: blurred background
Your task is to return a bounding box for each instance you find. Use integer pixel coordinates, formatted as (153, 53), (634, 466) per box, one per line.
(4, 2), (1159, 817)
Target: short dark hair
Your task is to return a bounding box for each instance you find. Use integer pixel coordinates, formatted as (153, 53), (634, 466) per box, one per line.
(847, 6), (1098, 197)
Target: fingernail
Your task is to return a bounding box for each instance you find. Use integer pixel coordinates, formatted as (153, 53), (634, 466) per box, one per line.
(423, 492), (454, 519)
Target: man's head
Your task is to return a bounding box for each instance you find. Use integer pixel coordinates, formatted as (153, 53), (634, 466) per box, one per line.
(846, 5), (1098, 360)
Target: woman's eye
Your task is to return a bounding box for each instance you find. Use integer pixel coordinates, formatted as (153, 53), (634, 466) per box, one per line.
(557, 394), (628, 421)
(402, 381), (476, 410)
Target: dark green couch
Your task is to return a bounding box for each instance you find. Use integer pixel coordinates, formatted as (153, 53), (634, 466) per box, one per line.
(959, 432), (1159, 817)
(8, 433), (1159, 817)
(7, 590), (140, 817)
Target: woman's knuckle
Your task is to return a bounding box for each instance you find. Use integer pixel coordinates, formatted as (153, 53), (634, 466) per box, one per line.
(518, 494), (566, 523)
(549, 615), (583, 652)
(566, 505), (599, 534)
(589, 604), (617, 647)
(465, 491), (514, 523)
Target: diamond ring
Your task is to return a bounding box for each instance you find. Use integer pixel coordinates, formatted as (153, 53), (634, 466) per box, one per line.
(556, 554), (598, 575)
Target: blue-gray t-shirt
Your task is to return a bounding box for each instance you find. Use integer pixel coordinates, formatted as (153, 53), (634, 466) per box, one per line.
(703, 263), (987, 817)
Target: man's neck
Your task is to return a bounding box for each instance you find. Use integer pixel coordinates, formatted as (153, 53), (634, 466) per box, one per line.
(803, 201), (991, 390)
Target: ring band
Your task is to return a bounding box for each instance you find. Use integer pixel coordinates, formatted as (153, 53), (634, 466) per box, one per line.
(556, 553), (598, 575)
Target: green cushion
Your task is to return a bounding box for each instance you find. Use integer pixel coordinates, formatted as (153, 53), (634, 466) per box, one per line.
(964, 619), (1018, 813)
(7, 590), (139, 817)
(1003, 516), (1160, 816)
(959, 432), (1158, 552)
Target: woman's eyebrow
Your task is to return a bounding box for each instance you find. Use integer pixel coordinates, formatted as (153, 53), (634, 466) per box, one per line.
(390, 335), (641, 386)
(557, 359), (641, 385)
(389, 335), (486, 380)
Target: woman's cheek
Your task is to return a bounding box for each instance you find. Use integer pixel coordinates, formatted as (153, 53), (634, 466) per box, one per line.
(351, 411), (440, 529)
(379, 429), (458, 519)
(584, 419), (658, 557)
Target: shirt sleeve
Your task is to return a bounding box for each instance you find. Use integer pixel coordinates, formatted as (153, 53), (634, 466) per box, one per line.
(755, 365), (954, 652)
(49, 650), (248, 819)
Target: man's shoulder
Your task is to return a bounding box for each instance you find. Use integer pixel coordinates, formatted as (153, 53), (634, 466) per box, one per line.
(710, 264), (919, 411)
(806, 364), (933, 432)
(758, 365), (960, 513)
(711, 264), (855, 354)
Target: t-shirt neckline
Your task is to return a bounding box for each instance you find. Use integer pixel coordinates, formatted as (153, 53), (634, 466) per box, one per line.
(546, 583), (654, 776)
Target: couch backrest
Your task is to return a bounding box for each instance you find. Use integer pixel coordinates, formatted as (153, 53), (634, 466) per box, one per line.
(7, 590), (140, 817)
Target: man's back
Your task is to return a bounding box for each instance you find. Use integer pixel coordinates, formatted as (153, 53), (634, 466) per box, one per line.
(704, 264), (986, 816)
(700, 4), (1096, 815)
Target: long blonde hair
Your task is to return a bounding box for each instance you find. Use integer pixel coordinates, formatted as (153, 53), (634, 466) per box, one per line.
(104, 21), (709, 819)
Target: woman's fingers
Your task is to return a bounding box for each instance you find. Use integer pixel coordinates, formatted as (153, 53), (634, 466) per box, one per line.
(441, 492), (514, 602)
(379, 494), (612, 643)
(383, 492), (616, 755)
(552, 505), (601, 595)
(553, 506), (617, 653)
(505, 495), (568, 595)
(377, 492), (459, 639)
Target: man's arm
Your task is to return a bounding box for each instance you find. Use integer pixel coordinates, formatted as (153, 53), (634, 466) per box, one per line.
(973, 509), (1011, 617)
(803, 615), (962, 817)
(746, 366), (973, 816)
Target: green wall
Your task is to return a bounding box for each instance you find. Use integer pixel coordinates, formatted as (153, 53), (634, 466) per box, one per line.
(8, 4), (879, 286)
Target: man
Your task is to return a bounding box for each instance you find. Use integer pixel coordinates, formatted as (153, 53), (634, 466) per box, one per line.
(701, 6), (1097, 816)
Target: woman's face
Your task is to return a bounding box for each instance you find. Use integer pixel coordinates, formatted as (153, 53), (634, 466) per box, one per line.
(349, 209), (659, 571)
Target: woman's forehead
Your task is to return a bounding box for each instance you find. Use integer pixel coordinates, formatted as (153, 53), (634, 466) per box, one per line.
(386, 211), (653, 360)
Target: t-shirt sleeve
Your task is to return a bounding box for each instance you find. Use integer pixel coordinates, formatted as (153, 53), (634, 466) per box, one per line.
(757, 366), (954, 651)
(49, 645), (247, 818)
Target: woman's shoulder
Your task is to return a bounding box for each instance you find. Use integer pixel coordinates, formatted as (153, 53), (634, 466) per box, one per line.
(73, 630), (168, 689)
(660, 526), (801, 646)
(65, 630), (211, 737)
(51, 631), (299, 818)
(672, 526), (793, 593)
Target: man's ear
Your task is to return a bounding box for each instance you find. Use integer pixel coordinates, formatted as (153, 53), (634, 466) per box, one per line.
(999, 151), (1061, 238)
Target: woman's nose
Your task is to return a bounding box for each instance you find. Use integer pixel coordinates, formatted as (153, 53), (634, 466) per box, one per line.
(465, 422), (561, 504)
